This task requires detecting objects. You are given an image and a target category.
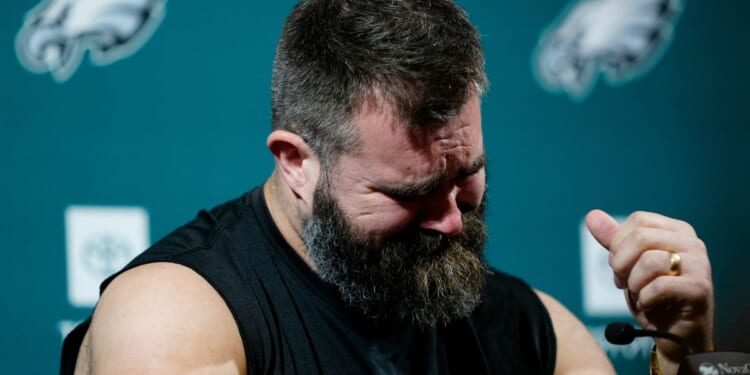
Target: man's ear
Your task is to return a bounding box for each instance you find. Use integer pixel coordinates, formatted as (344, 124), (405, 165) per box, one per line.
(267, 130), (320, 204)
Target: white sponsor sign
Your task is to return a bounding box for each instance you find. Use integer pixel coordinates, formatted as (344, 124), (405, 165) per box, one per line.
(65, 206), (149, 307)
(580, 218), (630, 316)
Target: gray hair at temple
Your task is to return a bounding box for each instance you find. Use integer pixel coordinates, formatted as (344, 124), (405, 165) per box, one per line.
(271, 0), (487, 167)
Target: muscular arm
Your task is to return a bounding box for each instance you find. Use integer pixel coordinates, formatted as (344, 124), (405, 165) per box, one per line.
(536, 290), (616, 375)
(74, 262), (246, 375)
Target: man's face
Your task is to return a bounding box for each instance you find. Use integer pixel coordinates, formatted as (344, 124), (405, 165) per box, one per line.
(302, 93), (488, 327)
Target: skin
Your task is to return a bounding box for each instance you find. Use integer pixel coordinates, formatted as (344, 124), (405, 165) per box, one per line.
(75, 262), (246, 374)
(586, 210), (715, 374)
(75, 91), (713, 374)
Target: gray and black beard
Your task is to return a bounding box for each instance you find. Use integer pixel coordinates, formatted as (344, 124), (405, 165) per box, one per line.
(302, 184), (489, 328)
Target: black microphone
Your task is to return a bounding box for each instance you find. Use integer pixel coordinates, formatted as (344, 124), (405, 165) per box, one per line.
(605, 322), (750, 375)
(605, 322), (692, 354)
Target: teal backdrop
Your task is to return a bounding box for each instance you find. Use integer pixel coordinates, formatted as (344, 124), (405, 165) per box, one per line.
(2, 0), (748, 373)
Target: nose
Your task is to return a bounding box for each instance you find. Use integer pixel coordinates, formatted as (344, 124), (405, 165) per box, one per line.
(418, 186), (463, 236)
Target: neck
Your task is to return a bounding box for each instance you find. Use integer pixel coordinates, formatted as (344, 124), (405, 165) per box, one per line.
(263, 175), (317, 270)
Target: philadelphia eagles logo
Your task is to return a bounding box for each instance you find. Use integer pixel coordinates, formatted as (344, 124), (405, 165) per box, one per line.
(533, 0), (683, 100)
(15, 0), (166, 82)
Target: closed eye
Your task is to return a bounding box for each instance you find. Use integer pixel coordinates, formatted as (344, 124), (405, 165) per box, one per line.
(382, 156), (485, 200)
(381, 179), (439, 201)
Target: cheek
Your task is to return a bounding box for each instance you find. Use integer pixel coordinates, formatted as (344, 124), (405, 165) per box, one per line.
(332, 174), (419, 236)
(341, 195), (419, 237)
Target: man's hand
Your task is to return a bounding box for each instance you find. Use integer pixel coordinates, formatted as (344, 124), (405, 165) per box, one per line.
(585, 209), (714, 374)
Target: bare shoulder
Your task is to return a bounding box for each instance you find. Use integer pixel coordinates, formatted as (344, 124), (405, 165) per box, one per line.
(76, 262), (246, 375)
(535, 290), (615, 375)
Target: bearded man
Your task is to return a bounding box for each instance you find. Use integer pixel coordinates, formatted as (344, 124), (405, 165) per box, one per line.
(61, 0), (715, 374)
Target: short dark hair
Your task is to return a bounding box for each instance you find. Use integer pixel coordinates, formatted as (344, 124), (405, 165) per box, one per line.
(271, 0), (487, 166)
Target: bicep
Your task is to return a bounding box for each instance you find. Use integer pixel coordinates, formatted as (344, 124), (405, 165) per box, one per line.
(83, 262), (246, 375)
(535, 290), (615, 375)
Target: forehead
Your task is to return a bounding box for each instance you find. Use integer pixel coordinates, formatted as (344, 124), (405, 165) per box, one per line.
(340, 94), (484, 184)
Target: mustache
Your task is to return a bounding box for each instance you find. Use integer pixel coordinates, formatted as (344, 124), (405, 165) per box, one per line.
(388, 227), (447, 252)
(381, 209), (487, 258)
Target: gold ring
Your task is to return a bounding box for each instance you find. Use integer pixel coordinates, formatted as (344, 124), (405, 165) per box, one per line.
(668, 251), (681, 276)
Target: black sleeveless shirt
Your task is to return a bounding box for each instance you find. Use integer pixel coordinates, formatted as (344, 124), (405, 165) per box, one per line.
(61, 187), (556, 374)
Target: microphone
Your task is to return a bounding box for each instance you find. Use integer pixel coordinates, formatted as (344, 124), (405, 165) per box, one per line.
(605, 322), (750, 375)
(605, 322), (692, 354)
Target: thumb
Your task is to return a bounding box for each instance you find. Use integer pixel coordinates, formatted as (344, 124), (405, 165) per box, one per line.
(585, 209), (618, 250)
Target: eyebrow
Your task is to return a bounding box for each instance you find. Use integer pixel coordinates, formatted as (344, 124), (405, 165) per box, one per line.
(380, 154), (486, 199)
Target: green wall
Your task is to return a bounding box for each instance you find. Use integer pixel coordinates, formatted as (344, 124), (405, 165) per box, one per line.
(2, 0), (748, 373)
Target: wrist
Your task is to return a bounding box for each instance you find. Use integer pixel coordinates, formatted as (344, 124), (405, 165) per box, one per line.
(650, 344), (684, 375)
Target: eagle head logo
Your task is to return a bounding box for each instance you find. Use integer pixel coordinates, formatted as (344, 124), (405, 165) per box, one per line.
(533, 0), (683, 100)
(15, 0), (166, 82)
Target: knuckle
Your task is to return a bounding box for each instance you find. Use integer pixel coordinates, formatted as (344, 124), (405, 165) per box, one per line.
(629, 211), (648, 225)
(695, 278), (712, 295)
(677, 219), (697, 235)
(691, 238), (707, 253)
(631, 227), (648, 245)
(649, 277), (666, 296)
(641, 250), (661, 270)
(655, 279), (678, 304)
(609, 258), (627, 277)
(609, 260), (624, 275)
